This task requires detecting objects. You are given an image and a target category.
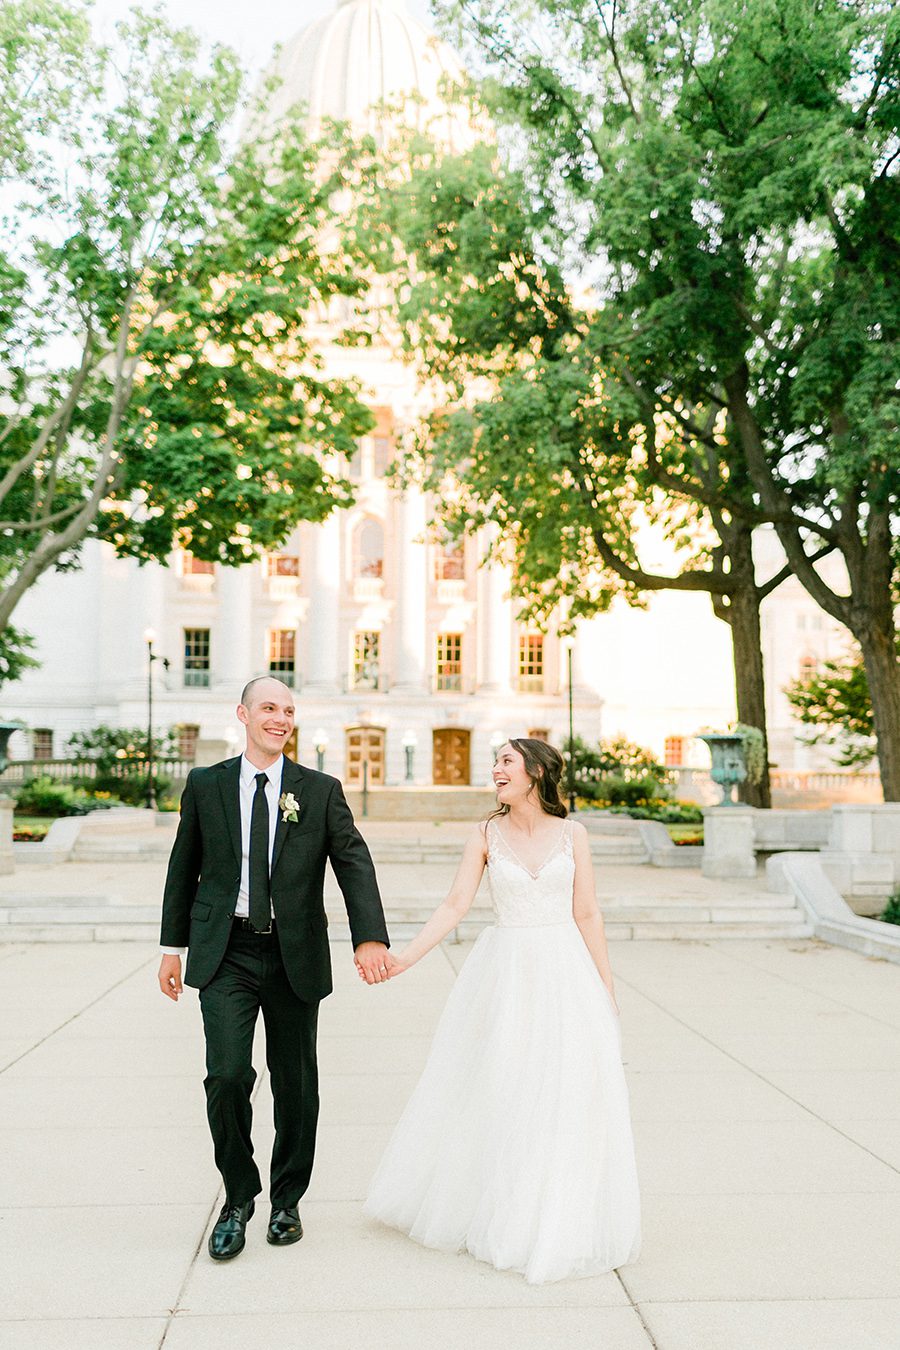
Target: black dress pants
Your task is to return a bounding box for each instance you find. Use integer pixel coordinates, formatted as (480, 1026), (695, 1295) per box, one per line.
(199, 924), (319, 1208)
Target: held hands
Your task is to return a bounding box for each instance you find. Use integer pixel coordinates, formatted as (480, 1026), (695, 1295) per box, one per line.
(354, 942), (409, 984)
(158, 955), (183, 1001)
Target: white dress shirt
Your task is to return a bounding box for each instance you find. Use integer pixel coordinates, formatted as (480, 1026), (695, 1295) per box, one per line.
(161, 753), (284, 956)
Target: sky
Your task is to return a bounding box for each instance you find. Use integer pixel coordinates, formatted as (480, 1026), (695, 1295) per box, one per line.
(90, 0), (434, 78)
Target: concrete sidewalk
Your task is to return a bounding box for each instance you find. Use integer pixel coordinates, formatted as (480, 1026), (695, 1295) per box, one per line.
(2, 934), (900, 1349)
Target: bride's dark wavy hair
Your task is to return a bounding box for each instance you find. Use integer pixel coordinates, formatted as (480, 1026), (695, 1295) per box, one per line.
(489, 738), (568, 821)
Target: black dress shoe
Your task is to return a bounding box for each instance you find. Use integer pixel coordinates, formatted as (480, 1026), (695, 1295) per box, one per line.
(267, 1206), (303, 1246)
(208, 1199), (255, 1261)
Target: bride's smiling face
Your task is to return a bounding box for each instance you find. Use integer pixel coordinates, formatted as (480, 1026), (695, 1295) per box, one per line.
(492, 743), (535, 806)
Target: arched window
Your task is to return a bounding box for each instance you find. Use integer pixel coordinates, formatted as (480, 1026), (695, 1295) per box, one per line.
(355, 518), (384, 578)
(798, 653), (818, 681)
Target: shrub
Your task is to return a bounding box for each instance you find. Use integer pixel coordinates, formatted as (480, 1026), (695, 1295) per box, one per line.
(578, 797), (704, 825)
(13, 776), (117, 817)
(626, 801), (704, 825)
(879, 891), (900, 926)
(66, 724), (180, 771)
(85, 771), (172, 806)
(563, 735), (673, 803)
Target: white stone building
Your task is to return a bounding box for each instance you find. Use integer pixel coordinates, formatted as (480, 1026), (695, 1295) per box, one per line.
(1, 0), (862, 787)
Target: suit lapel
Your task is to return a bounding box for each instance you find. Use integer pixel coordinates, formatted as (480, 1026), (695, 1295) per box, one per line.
(272, 757), (305, 875)
(217, 756), (242, 867)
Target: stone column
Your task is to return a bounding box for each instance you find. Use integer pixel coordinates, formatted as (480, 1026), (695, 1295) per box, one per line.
(123, 559), (167, 691)
(304, 513), (342, 693)
(477, 527), (513, 694)
(215, 564), (254, 693)
(392, 488), (428, 692)
(569, 625), (594, 695)
(702, 806), (757, 878)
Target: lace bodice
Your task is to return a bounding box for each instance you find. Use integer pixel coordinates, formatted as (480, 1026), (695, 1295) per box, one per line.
(485, 818), (575, 927)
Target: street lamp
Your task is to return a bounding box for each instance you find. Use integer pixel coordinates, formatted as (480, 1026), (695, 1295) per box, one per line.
(561, 634), (576, 814)
(143, 628), (170, 810)
(401, 729), (417, 783)
(313, 728), (329, 773)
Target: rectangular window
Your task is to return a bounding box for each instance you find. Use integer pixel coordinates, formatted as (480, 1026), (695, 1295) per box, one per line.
(527, 727), (550, 743)
(182, 552), (215, 575)
(177, 724), (200, 760)
(434, 540), (465, 582)
(664, 736), (685, 767)
(268, 629), (296, 686)
(266, 553), (300, 578)
(436, 633), (463, 691)
(348, 445), (363, 480)
(372, 436), (392, 477)
(352, 631), (380, 689)
(517, 634), (544, 691)
(33, 728), (54, 761)
(183, 628), (211, 687)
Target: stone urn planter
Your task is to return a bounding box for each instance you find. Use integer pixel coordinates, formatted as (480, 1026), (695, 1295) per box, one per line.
(698, 732), (748, 806)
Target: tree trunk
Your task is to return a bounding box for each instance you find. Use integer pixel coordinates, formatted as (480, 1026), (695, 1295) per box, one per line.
(856, 618), (900, 802)
(727, 582), (772, 808)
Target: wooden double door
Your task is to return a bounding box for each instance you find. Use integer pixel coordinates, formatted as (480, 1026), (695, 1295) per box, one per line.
(345, 726), (385, 785)
(432, 728), (470, 786)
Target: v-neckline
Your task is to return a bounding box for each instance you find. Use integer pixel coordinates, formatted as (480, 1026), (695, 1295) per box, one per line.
(493, 820), (567, 880)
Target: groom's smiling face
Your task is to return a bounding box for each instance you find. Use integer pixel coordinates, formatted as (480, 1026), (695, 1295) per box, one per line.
(237, 677), (296, 763)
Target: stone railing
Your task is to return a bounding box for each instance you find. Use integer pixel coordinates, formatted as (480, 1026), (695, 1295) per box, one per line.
(670, 766), (882, 807)
(0, 758), (194, 786)
(703, 802), (900, 900)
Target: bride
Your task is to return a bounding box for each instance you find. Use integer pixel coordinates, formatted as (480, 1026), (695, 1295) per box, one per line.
(362, 737), (641, 1284)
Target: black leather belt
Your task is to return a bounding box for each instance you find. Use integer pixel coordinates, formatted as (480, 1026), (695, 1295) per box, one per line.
(232, 916), (275, 935)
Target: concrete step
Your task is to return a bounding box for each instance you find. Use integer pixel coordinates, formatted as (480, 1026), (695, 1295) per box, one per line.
(69, 836), (652, 865)
(0, 897), (811, 942)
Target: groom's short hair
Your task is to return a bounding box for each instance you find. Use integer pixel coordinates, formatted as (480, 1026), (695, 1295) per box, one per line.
(240, 675), (293, 708)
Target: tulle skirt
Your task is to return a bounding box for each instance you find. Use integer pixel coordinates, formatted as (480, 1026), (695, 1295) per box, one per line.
(364, 922), (641, 1284)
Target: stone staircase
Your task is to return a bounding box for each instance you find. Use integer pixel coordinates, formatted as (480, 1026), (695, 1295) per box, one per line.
(68, 825), (653, 866)
(0, 869), (811, 945)
(0, 811), (812, 942)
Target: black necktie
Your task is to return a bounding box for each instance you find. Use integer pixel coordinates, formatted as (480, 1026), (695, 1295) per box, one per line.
(249, 772), (271, 931)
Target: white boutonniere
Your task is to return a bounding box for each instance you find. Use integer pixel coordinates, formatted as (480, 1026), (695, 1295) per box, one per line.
(279, 791), (300, 824)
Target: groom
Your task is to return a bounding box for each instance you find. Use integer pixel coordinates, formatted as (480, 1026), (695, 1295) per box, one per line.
(158, 675), (391, 1260)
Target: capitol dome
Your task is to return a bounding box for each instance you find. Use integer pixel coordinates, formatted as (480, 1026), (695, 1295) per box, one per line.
(259, 0), (476, 148)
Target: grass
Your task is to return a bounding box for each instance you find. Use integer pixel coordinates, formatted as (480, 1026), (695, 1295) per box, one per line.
(667, 825), (704, 846)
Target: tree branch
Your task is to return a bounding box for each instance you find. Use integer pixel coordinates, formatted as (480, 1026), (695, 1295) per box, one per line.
(0, 327), (95, 511)
(591, 0), (640, 121)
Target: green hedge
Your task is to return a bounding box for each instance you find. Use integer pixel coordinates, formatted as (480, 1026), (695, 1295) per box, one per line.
(580, 798), (704, 825)
(13, 776), (122, 817)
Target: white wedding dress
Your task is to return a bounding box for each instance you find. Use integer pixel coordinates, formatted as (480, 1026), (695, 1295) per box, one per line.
(364, 818), (641, 1284)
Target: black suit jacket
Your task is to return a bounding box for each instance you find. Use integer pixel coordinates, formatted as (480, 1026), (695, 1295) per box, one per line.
(159, 756), (389, 1001)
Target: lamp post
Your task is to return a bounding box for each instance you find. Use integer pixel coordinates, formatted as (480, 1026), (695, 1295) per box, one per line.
(561, 635), (576, 814)
(143, 628), (169, 810)
(313, 728), (329, 773)
(401, 729), (417, 783)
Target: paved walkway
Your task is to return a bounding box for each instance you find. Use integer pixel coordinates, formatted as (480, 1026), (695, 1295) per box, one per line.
(2, 928), (900, 1349)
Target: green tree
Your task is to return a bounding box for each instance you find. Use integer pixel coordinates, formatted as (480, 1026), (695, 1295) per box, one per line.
(371, 141), (791, 805)
(387, 0), (899, 797)
(784, 647), (878, 768)
(0, 5), (373, 659)
(66, 723), (180, 770)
